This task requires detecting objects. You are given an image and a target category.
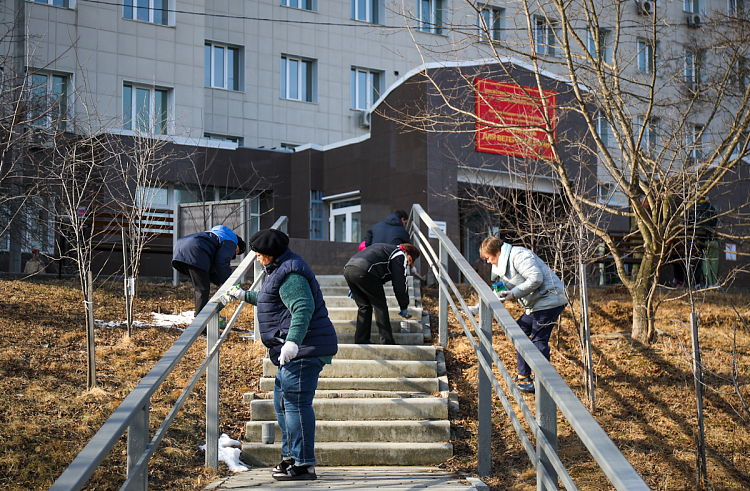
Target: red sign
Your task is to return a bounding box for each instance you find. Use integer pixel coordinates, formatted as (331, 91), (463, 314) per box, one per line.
(474, 78), (557, 160)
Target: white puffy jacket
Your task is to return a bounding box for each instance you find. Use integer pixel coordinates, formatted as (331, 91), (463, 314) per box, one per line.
(491, 245), (567, 313)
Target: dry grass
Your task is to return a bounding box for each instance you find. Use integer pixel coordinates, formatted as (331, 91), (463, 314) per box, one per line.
(1, 278), (749, 489)
(427, 284), (750, 490)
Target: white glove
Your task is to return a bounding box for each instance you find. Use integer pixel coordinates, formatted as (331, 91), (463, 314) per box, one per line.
(279, 341), (299, 366)
(498, 290), (516, 302)
(411, 266), (418, 276)
(227, 285), (245, 300)
(467, 304), (479, 315)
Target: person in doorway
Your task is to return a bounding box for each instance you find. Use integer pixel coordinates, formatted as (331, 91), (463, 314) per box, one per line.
(24, 249), (46, 274)
(343, 243), (420, 344)
(479, 237), (567, 394)
(172, 225), (245, 315)
(227, 229), (338, 481)
(363, 210), (411, 247)
(694, 198), (719, 288)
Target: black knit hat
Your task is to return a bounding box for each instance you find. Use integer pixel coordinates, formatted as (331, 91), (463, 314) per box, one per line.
(249, 229), (289, 257)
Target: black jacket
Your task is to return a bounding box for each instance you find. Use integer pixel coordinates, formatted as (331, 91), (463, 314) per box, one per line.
(364, 213), (410, 247)
(345, 243), (410, 311)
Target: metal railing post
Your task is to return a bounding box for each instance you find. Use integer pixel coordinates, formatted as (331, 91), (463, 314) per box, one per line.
(439, 242), (448, 347)
(127, 402), (149, 490)
(205, 313), (220, 470)
(536, 381), (558, 490)
(477, 299), (492, 476)
(173, 202), (180, 286)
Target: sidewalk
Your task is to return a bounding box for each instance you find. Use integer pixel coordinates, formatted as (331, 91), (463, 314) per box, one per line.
(206, 466), (487, 491)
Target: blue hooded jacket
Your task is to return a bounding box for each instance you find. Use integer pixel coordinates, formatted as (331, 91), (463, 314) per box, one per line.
(172, 225), (238, 285)
(364, 213), (411, 247)
(257, 248), (338, 365)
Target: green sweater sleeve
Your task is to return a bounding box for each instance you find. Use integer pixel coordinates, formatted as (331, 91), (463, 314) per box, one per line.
(279, 273), (314, 345)
(244, 290), (259, 306)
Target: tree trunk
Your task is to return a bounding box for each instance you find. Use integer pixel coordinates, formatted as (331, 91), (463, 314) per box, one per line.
(630, 259), (657, 344)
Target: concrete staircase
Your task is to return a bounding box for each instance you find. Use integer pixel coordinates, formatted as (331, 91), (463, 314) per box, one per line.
(241, 275), (454, 466)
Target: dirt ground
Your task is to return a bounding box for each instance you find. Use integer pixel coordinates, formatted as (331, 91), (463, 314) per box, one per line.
(0, 277), (749, 490)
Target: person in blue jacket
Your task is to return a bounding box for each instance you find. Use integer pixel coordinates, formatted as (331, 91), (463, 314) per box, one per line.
(172, 225), (245, 314)
(363, 210), (411, 247)
(227, 228), (337, 481)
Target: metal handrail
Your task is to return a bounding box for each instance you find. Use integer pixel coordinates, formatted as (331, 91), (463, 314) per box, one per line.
(49, 217), (288, 491)
(408, 204), (649, 491)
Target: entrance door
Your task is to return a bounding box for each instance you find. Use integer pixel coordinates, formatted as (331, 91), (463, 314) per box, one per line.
(330, 198), (361, 243)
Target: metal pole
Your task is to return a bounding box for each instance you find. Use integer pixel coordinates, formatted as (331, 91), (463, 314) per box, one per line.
(86, 270), (97, 389)
(127, 402), (149, 490)
(477, 299), (492, 476)
(205, 312), (220, 470)
(173, 202), (180, 286)
(536, 381), (558, 490)
(254, 259), (263, 343)
(690, 312), (708, 488)
(122, 229), (133, 337)
(439, 242), (448, 347)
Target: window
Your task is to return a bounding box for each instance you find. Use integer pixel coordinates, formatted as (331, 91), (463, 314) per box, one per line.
(329, 197), (361, 242)
(123, 83), (170, 134)
(283, 0), (314, 10)
(310, 190), (325, 240)
(418, 0), (443, 34)
(637, 39), (659, 74)
(205, 133), (244, 146)
(280, 56), (316, 102)
(731, 56), (748, 91)
(597, 114), (612, 147)
(686, 124), (705, 163)
(635, 115), (660, 154)
(28, 72), (69, 130)
(352, 0), (379, 23)
(205, 43), (242, 91)
(726, 243), (737, 260)
(729, 0), (745, 14)
(534, 17), (557, 56)
(31, 0), (73, 7)
(684, 50), (702, 90)
(587, 28), (612, 64)
(684, 0), (702, 13)
(350, 68), (382, 110)
(124, 0), (170, 25)
(598, 183), (615, 203)
(478, 6), (504, 42)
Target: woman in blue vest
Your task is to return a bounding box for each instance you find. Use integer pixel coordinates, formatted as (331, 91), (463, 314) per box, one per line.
(227, 229), (337, 481)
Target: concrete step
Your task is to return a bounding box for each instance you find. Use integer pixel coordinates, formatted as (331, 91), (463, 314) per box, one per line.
(321, 286), (421, 298)
(335, 344), (436, 361)
(332, 319), (423, 334)
(262, 359), (438, 379)
(247, 390), (431, 400)
(324, 295), (415, 308)
(249, 397), (448, 421)
(245, 420), (450, 443)
(336, 332), (425, 345)
(259, 376), (440, 392)
(241, 441), (453, 466)
(317, 275), (417, 288)
(326, 306), (422, 320)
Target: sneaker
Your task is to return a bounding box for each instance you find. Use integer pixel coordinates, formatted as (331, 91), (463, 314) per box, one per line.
(272, 464), (317, 481)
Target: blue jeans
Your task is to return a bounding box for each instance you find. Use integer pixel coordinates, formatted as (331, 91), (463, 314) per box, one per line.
(274, 356), (325, 466)
(516, 305), (566, 377)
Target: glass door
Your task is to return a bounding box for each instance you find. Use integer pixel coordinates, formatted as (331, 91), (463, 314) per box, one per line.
(330, 198), (361, 242)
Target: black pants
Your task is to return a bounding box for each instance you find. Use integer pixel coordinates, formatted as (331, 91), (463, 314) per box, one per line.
(344, 265), (395, 345)
(176, 263), (211, 314)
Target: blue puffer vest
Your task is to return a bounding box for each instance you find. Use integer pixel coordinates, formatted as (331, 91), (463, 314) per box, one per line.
(257, 249), (338, 365)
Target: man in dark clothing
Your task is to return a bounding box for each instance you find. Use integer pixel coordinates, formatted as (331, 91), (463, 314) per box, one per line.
(343, 243), (420, 344)
(172, 225), (245, 314)
(363, 210), (410, 247)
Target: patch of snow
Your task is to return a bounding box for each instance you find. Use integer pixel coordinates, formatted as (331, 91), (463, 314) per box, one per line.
(199, 433), (251, 473)
(95, 311), (194, 330)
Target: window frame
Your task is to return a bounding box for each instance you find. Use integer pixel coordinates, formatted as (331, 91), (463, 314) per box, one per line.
(637, 38), (659, 74)
(596, 113), (611, 147)
(417, 0), (443, 34)
(350, 67), (383, 111)
(684, 49), (701, 89)
(123, 0), (172, 26)
(310, 190), (325, 240)
(280, 55), (316, 103)
(352, 0), (379, 23)
(282, 0), (315, 11)
(29, 0), (75, 8)
(635, 115), (660, 154)
(683, 0), (702, 13)
(686, 124), (705, 163)
(533, 16), (558, 56)
(122, 82), (171, 135)
(204, 42), (243, 91)
(477, 5), (504, 42)
(27, 70), (70, 131)
(587, 27), (612, 64)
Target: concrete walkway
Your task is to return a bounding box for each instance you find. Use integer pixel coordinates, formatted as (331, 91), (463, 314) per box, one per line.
(205, 466), (487, 491)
